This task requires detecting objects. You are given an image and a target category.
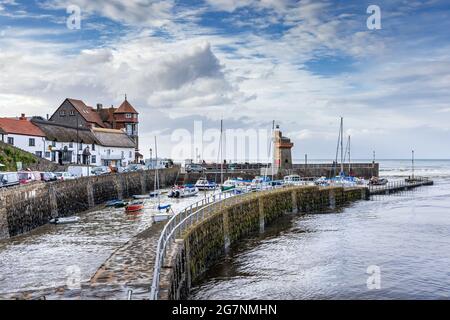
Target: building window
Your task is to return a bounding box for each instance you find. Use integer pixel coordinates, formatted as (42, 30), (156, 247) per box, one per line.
(79, 143), (83, 151)
(69, 110), (75, 116)
(92, 155), (96, 164)
(129, 151), (132, 158)
(121, 151), (124, 159)
(92, 144), (95, 151)
(29, 138), (35, 147)
(52, 141), (56, 147)
(69, 142), (73, 148)
(35, 151), (42, 158)
(126, 113), (132, 119)
(60, 110), (66, 117)
(45, 152), (51, 158)
(7, 137), (14, 145)
(133, 114), (137, 119)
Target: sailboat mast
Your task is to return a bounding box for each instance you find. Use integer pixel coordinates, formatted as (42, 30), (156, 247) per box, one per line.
(271, 120), (275, 178)
(412, 149), (415, 180)
(348, 135), (351, 174)
(155, 136), (160, 206)
(340, 117), (344, 175)
(220, 119), (224, 185)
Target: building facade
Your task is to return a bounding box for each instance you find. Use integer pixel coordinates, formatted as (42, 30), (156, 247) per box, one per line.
(49, 97), (141, 162)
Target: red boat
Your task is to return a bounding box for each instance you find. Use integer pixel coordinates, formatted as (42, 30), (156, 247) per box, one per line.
(125, 200), (145, 213)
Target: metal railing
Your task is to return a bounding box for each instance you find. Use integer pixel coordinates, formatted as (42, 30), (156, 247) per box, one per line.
(149, 182), (289, 300)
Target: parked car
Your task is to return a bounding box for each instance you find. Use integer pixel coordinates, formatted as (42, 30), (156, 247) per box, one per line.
(117, 167), (129, 174)
(40, 172), (58, 182)
(18, 171), (41, 184)
(127, 164), (147, 172)
(54, 172), (76, 181)
(91, 166), (112, 176)
(186, 164), (205, 173)
(0, 172), (20, 188)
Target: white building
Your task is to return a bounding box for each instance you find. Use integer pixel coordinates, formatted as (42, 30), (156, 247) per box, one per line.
(0, 115), (136, 168)
(0, 115), (48, 158)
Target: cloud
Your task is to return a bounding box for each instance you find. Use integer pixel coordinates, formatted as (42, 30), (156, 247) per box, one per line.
(41, 0), (174, 27)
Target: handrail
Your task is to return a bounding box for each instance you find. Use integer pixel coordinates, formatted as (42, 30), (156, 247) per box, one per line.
(149, 181), (288, 300)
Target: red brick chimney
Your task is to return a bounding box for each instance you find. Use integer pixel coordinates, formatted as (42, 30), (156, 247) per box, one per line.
(19, 113), (26, 120)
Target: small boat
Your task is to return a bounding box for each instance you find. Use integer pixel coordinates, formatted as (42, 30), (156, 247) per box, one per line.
(49, 216), (80, 225)
(150, 191), (161, 197)
(315, 176), (330, 187)
(168, 185), (199, 198)
(153, 212), (173, 222)
(133, 194), (150, 200)
(369, 177), (388, 186)
(283, 175), (303, 185)
(195, 179), (217, 191)
(106, 199), (128, 208)
(125, 200), (145, 213)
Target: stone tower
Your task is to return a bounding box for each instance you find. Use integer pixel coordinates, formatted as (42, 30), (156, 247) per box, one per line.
(273, 125), (294, 172)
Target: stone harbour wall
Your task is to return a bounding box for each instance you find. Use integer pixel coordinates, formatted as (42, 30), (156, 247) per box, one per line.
(0, 168), (178, 239)
(160, 185), (369, 300)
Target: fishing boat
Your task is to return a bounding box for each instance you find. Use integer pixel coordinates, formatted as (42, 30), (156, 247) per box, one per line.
(168, 185), (199, 198)
(125, 200), (145, 213)
(49, 216), (80, 225)
(250, 176), (271, 191)
(195, 179), (217, 191)
(153, 204), (174, 222)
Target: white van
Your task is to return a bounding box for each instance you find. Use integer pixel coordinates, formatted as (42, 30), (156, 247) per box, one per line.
(0, 172), (20, 188)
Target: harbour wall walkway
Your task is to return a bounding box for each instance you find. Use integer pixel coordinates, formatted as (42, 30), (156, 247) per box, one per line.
(0, 168), (179, 240)
(155, 185), (369, 300)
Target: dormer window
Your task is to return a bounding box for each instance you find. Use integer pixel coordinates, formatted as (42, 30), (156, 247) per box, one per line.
(69, 110), (75, 116)
(60, 110), (66, 117)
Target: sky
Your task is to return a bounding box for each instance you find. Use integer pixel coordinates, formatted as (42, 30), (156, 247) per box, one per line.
(0, 0), (450, 161)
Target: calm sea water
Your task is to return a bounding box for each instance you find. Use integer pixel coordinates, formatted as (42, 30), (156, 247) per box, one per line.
(190, 160), (450, 300)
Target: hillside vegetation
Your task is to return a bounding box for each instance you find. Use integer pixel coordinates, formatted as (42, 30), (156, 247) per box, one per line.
(0, 142), (38, 171)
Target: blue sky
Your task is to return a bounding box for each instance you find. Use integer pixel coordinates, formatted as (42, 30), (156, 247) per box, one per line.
(1, 0), (450, 160)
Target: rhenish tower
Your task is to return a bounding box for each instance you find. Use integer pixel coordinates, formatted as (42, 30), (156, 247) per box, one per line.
(273, 125), (294, 172)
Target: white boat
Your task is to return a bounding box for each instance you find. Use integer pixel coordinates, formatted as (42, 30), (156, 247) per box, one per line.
(168, 185), (199, 198)
(283, 175), (306, 185)
(315, 176), (330, 187)
(195, 179), (217, 191)
(153, 211), (174, 222)
(49, 216), (80, 225)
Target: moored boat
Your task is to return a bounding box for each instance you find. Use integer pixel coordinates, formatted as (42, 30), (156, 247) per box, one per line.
(49, 216), (80, 225)
(125, 200), (145, 213)
(195, 179), (217, 191)
(168, 185), (199, 198)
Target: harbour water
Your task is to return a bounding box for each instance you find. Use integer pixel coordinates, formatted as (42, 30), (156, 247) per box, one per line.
(190, 160), (450, 300)
(0, 189), (215, 297)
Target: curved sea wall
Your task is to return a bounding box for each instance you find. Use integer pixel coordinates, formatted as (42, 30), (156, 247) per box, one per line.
(0, 168), (178, 239)
(159, 185), (369, 300)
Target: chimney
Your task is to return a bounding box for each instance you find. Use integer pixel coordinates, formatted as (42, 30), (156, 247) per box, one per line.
(96, 103), (103, 111)
(46, 114), (49, 120)
(19, 113), (26, 120)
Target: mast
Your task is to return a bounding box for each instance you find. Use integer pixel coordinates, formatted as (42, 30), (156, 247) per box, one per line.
(348, 135), (351, 175)
(155, 136), (160, 207)
(271, 120), (275, 179)
(412, 149), (415, 180)
(340, 117), (344, 175)
(220, 119), (224, 185)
